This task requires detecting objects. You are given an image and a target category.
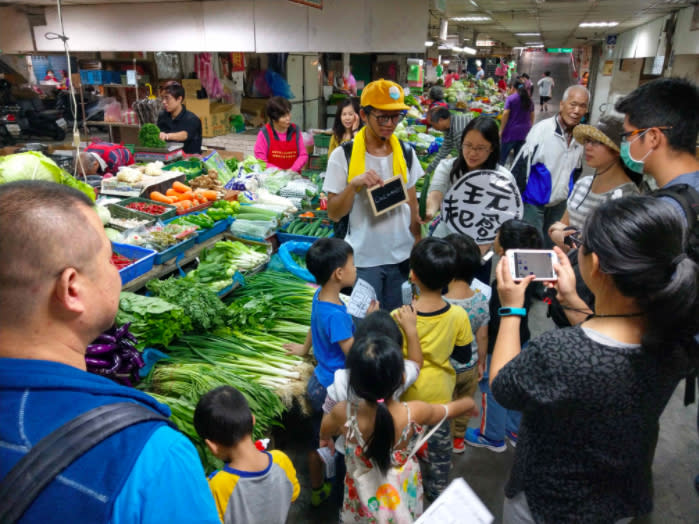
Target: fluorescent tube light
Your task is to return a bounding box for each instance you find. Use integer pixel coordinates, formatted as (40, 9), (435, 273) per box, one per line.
(579, 22), (618, 28)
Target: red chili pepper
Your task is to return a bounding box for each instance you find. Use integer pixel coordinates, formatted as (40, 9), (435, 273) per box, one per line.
(111, 253), (135, 270)
(125, 202), (167, 215)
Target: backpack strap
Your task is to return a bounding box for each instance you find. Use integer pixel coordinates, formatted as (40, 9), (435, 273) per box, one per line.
(654, 183), (699, 226)
(0, 402), (173, 523)
(406, 404), (449, 462)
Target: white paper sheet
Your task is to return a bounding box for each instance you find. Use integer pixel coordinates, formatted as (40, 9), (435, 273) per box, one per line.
(415, 478), (493, 524)
(346, 278), (377, 318)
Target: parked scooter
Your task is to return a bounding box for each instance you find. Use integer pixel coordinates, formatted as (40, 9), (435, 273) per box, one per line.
(0, 100), (67, 143)
(55, 89), (104, 128)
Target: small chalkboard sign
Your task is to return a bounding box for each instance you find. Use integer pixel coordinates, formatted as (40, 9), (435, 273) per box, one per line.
(367, 176), (408, 216)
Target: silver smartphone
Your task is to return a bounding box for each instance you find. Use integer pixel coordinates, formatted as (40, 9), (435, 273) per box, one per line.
(506, 249), (559, 281)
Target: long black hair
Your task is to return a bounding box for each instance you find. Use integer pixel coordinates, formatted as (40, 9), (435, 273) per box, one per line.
(332, 97), (361, 145)
(449, 117), (501, 185)
(346, 334), (405, 475)
(582, 195), (698, 355)
(498, 219), (543, 251)
(510, 78), (532, 112)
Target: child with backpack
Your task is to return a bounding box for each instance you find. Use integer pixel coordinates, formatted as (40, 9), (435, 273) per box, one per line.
(320, 333), (477, 522)
(442, 233), (491, 454)
(395, 237), (474, 501)
(465, 219), (542, 452)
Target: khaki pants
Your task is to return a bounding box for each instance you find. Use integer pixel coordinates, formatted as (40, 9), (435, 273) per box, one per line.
(451, 366), (479, 438)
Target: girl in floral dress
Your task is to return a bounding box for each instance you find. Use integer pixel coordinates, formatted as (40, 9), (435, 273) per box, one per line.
(321, 334), (478, 523)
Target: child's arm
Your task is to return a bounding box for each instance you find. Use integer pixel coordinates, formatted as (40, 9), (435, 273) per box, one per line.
(320, 401), (348, 440)
(409, 396), (479, 427)
(283, 328), (312, 356)
(338, 336), (354, 355)
(476, 324), (488, 380)
(394, 304), (423, 368)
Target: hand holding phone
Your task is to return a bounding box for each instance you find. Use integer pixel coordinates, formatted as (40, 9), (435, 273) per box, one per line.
(505, 249), (559, 282)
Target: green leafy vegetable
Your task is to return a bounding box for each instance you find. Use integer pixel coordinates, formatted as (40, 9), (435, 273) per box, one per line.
(115, 292), (192, 348)
(138, 123), (167, 148)
(146, 277), (229, 331)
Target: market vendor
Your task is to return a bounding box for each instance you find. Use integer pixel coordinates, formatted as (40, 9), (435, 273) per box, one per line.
(76, 151), (106, 176)
(254, 96), (308, 173)
(156, 82), (202, 155)
(425, 106), (471, 175)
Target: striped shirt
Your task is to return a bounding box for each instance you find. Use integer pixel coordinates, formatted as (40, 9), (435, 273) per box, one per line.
(427, 112), (471, 174)
(567, 176), (639, 229)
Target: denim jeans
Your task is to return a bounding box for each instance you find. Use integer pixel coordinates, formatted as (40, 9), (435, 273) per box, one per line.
(479, 354), (521, 441)
(356, 260), (410, 312)
(501, 140), (525, 167)
(523, 200), (567, 249)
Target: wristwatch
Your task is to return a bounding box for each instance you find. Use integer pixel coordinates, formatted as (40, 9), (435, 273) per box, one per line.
(498, 307), (526, 317)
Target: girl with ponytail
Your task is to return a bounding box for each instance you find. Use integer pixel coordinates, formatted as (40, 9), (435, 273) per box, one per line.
(488, 195), (698, 523)
(321, 333), (477, 522)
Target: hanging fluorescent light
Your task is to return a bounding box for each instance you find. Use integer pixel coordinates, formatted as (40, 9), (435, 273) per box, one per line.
(515, 32), (541, 36)
(462, 46), (477, 55)
(425, 41), (435, 47)
(450, 16), (491, 22)
(470, 0), (479, 7)
(440, 19), (449, 40)
(525, 42), (543, 45)
(528, 44), (545, 48)
(579, 21), (618, 28)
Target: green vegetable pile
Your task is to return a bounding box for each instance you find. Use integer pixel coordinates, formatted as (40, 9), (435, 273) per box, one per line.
(284, 217), (333, 237)
(185, 240), (269, 292)
(115, 292), (192, 349)
(224, 157), (238, 173)
(146, 277), (229, 331)
(138, 123), (167, 148)
(0, 152), (95, 200)
(206, 199), (240, 221)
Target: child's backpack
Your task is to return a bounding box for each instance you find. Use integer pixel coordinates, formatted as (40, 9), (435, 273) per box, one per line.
(84, 140), (134, 174)
(334, 140), (414, 239)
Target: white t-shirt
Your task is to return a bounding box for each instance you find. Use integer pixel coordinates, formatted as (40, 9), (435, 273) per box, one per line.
(322, 361), (421, 455)
(323, 145), (423, 268)
(537, 76), (555, 97)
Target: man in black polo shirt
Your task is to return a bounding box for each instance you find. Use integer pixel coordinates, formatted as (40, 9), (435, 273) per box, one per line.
(157, 82), (202, 154)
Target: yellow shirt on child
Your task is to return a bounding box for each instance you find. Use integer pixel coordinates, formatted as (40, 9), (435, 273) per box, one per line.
(395, 303), (473, 404)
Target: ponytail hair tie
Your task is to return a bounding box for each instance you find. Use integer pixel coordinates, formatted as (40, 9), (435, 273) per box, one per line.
(376, 398), (385, 404)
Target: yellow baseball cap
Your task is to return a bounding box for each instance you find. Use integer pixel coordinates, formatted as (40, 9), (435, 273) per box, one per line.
(360, 79), (409, 111)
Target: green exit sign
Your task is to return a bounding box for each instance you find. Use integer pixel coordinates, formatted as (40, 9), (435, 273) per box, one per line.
(547, 48), (573, 53)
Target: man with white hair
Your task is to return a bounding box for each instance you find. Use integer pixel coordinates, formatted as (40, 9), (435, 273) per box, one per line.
(511, 85), (589, 246)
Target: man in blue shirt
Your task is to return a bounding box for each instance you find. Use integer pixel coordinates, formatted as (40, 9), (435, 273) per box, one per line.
(0, 181), (219, 523)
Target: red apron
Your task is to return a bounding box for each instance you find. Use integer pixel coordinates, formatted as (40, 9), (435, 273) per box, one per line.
(263, 123), (299, 170)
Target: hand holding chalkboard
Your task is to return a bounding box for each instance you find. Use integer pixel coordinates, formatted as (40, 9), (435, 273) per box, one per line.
(349, 169), (384, 190)
(368, 176), (408, 216)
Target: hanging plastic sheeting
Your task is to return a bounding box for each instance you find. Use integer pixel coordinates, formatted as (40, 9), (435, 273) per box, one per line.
(195, 53), (224, 99)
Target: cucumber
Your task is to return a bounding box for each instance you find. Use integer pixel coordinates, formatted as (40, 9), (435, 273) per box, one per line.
(419, 171), (432, 220)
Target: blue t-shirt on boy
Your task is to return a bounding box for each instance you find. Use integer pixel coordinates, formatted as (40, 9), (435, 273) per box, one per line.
(310, 288), (354, 387)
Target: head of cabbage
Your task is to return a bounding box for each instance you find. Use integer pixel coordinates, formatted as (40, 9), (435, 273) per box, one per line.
(0, 151), (95, 201)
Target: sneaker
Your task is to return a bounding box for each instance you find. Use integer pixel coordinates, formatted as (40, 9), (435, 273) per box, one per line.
(464, 428), (507, 453)
(506, 430), (518, 448)
(311, 481), (331, 507)
(453, 437), (466, 454)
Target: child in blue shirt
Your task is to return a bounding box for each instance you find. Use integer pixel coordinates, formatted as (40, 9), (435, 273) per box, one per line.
(284, 237), (376, 506)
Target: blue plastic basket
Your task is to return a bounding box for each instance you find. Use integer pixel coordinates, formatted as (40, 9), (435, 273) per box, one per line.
(154, 236), (197, 265)
(164, 211), (232, 244)
(112, 242), (157, 285)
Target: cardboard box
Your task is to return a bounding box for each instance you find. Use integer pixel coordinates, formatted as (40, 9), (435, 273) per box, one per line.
(184, 97), (212, 118)
(181, 79), (202, 96)
(240, 97), (268, 122)
(200, 103), (237, 138)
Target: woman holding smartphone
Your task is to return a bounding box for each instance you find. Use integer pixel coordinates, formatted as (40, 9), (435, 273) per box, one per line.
(490, 195), (698, 523)
(548, 114), (640, 251)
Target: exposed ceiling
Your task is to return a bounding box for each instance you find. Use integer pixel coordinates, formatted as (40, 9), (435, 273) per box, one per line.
(441, 0), (695, 49)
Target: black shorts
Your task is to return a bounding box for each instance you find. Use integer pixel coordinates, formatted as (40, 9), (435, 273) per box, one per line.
(540, 95), (552, 104)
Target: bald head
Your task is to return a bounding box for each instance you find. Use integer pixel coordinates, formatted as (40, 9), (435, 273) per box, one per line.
(0, 181), (102, 325)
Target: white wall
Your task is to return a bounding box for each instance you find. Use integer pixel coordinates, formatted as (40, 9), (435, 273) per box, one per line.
(24, 0), (428, 53)
(673, 5), (699, 55)
(0, 7), (34, 53)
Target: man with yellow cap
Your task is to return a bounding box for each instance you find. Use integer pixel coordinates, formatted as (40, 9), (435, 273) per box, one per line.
(324, 79), (423, 311)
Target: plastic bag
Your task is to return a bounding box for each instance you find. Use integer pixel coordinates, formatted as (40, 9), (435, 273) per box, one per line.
(265, 70), (295, 99)
(278, 241), (315, 282)
(104, 101), (122, 123)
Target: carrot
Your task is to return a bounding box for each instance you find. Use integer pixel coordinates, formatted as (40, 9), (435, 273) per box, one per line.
(178, 199), (193, 210)
(166, 188), (179, 197)
(151, 191), (174, 204)
(177, 191), (195, 202)
(172, 181), (191, 193)
(199, 190), (218, 201)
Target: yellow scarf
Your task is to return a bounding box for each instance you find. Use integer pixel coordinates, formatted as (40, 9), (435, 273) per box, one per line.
(347, 127), (408, 185)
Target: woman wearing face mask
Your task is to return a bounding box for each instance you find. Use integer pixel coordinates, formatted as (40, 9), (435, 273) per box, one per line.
(490, 195), (698, 523)
(425, 117), (518, 244)
(548, 114), (641, 251)
(327, 98), (361, 156)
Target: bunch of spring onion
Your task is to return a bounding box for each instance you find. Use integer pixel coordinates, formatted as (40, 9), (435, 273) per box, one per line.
(86, 323), (144, 387)
(165, 334), (314, 408)
(186, 240), (270, 292)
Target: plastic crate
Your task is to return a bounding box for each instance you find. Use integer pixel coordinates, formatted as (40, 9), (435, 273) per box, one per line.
(308, 155), (328, 171)
(112, 242), (157, 285)
(106, 203), (157, 232)
(313, 133), (332, 148)
(154, 235), (197, 265)
(114, 197), (177, 221)
(162, 158), (206, 181)
(165, 211), (232, 244)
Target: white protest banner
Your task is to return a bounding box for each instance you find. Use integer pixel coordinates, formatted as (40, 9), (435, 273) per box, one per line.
(440, 169), (522, 243)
